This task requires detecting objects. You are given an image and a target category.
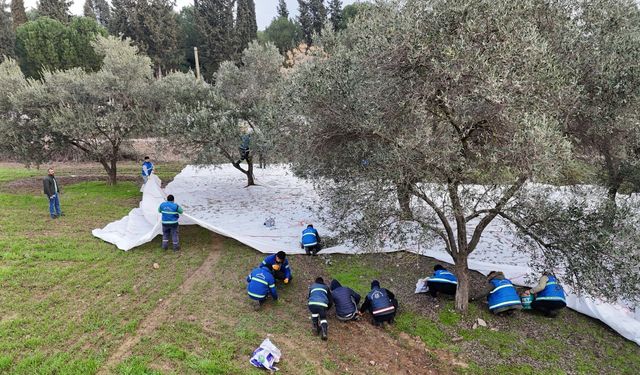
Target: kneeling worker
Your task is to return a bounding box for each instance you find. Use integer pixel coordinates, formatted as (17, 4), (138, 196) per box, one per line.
(528, 272), (566, 317)
(427, 264), (458, 298)
(261, 251), (292, 284)
(360, 280), (398, 326)
(330, 279), (361, 321)
(247, 265), (278, 309)
(308, 277), (333, 340)
(301, 224), (321, 256)
(487, 271), (522, 315)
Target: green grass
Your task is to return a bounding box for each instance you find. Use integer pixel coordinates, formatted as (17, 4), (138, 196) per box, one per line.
(325, 254), (381, 294)
(0, 167), (42, 183)
(395, 311), (447, 349)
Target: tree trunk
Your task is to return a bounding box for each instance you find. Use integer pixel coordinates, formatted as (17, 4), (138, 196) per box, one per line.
(98, 159), (117, 186)
(246, 155), (255, 186)
(396, 181), (413, 220)
(454, 256), (470, 312)
(108, 156), (118, 185)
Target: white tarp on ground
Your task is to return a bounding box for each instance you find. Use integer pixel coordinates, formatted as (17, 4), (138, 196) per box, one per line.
(92, 165), (640, 345)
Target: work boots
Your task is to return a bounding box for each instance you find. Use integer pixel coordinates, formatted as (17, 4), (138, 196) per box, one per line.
(320, 323), (328, 341)
(311, 315), (320, 335)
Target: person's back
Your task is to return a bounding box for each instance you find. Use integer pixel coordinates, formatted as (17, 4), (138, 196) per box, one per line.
(330, 279), (360, 321)
(361, 280), (397, 325)
(247, 266), (278, 305)
(427, 265), (458, 298)
(159, 201), (182, 224)
(301, 225), (321, 256)
(308, 278), (332, 340)
(158, 195), (183, 251)
(487, 271), (522, 315)
(530, 273), (566, 317)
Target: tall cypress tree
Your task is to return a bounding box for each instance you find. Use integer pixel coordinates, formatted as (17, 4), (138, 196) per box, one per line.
(38, 0), (71, 23)
(108, 0), (179, 74)
(309, 0), (326, 35)
(297, 0), (312, 46)
(195, 0), (235, 80)
(10, 0), (28, 30)
(276, 0), (288, 19)
(84, 0), (110, 27)
(236, 0), (256, 54)
(328, 0), (342, 31)
(0, 0), (14, 60)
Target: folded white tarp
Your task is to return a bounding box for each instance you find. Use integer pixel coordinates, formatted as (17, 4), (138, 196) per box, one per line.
(92, 165), (640, 345)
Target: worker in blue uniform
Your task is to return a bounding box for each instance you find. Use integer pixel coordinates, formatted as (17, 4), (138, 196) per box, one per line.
(308, 277), (333, 340)
(300, 224), (322, 256)
(246, 265), (278, 310)
(486, 271), (522, 315)
(158, 194), (183, 251)
(261, 251), (292, 284)
(427, 264), (458, 298)
(360, 280), (398, 326)
(528, 272), (566, 317)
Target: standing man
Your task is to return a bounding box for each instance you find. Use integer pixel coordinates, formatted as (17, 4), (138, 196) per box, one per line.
(300, 224), (322, 256)
(141, 156), (154, 184)
(158, 194), (183, 251)
(43, 167), (62, 219)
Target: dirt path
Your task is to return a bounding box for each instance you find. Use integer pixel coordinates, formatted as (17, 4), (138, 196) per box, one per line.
(98, 234), (223, 374)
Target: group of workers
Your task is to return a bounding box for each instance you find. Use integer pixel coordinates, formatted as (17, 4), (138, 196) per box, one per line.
(151, 156), (569, 342)
(246, 250), (399, 340)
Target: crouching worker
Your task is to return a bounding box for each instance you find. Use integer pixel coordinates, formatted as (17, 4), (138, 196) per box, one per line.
(308, 277), (333, 340)
(529, 272), (566, 317)
(360, 280), (398, 326)
(261, 251), (292, 284)
(247, 266), (278, 310)
(487, 271), (522, 315)
(427, 264), (458, 299)
(301, 224), (322, 256)
(330, 279), (361, 321)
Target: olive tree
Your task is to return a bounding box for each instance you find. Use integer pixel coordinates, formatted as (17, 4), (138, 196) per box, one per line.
(158, 42), (284, 185)
(1, 36), (154, 184)
(285, 0), (578, 312)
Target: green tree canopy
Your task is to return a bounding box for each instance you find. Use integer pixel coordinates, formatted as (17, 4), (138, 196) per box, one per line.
(15, 16), (107, 78)
(264, 16), (302, 54)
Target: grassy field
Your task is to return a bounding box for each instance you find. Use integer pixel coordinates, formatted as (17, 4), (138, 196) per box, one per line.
(0, 163), (638, 374)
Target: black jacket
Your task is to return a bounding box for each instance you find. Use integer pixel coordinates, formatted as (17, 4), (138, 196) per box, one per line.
(330, 280), (361, 318)
(43, 175), (59, 197)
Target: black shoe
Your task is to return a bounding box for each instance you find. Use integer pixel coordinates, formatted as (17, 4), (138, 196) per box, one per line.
(321, 325), (328, 341)
(252, 300), (262, 311)
(173, 246), (180, 252)
(312, 319), (320, 335)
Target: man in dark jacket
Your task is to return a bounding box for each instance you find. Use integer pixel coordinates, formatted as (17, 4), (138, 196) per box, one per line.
(360, 280), (398, 326)
(308, 277), (333, 340)
(43, 168), (62, 219)
(330, 279), (361, 321)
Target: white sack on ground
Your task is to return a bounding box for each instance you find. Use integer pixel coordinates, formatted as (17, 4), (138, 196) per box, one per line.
(92, 165), (640, 345)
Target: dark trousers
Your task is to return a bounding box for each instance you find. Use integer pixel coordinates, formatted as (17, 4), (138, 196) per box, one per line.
(273, 269), (287, 281)
(162, 223), (180, 250)
(531, 300), (566, 316)
(48, 194), (61, 218)
(309, 304), (328, 330)
(373, 299), (398, 324)
(304, 244), (321, 255)
(427, 281), (457, 298)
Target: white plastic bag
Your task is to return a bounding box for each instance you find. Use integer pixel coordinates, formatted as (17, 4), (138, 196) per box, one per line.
(415, 278), (429, 294)
(250, 338), (281, 371)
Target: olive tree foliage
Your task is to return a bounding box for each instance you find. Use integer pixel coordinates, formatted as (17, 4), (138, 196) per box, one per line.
(0, 36), (155, 184)
(561, 0), (640, 205)
(157, 42), (284, 186)
(284, 0), (580, 312)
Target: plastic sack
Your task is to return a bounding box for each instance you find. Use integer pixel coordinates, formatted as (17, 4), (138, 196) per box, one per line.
(414, 278), (429, 294)
(250, 338), (281, 371)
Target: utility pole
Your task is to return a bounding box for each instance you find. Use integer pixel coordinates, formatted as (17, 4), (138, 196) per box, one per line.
(194, 47), (201, 82)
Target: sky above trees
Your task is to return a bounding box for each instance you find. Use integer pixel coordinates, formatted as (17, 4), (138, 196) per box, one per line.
(21, 0), (360, 30)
